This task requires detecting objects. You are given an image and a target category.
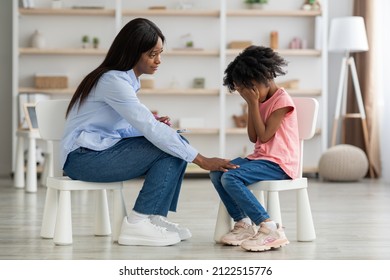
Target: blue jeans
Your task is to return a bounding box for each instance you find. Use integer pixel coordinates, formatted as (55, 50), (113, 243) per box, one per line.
(63, 137), (187, 216)
(209, 157), (290, 225)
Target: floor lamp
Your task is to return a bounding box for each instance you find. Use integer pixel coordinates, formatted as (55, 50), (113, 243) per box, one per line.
(328, 16), (373, 177)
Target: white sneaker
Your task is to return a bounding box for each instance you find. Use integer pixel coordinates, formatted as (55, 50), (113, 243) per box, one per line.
(150, 216), (192, 241)
(118, 217), (181, 246)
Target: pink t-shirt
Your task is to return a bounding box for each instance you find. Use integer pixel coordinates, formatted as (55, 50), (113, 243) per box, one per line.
(246, 88), (300, 179)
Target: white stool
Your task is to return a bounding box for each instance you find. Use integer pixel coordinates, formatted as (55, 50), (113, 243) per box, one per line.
(14, 129), (49, 193)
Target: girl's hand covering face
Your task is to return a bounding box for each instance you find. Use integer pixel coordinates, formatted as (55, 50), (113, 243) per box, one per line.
(235, 86), (259, 104)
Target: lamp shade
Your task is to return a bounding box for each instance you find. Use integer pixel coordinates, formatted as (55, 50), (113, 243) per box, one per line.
(328, 16), (369, 53)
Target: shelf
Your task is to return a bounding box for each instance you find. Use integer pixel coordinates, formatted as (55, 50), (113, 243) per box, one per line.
(19, 87), (219, 96)
(226, 48), (321, 57)
(227, 89), (321, 97)
(302, 166), (319, 174)
(226, 127), (322, 136)
(139, 88), (219, 96)
(288, 89), (322, 96)
(122, 9), (220, 17)
(226, 128), (247, 135)
(165, 49), (219, 56)
(19, 8), (320, 18)
(180, 128), (219, 135)
(19, 8), (115, 16)
(19, 87), (74, 95)
(19, 48), (107, 55)
(227, 9), (321, 17)
(19, 48), (219, 57)
(185, 163), (209, 174)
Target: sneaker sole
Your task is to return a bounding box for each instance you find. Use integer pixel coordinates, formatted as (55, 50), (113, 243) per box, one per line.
(241, 239), (289, 252)
(118, 236), (181, 247)
(179, 231), (192, 241)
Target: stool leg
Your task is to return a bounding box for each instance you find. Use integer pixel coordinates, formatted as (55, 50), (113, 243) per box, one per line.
(267, 191), (282, 226)
(112, 188), (127, 242)
(213, 201), (233, 243)
(94, 190), (111, 236)
(53, 190), (73, 245)
(14, 135), (25, 188)
(26, 137), (37, 193)
(296, 188), (316, 241)
(40, 188), (58, 239)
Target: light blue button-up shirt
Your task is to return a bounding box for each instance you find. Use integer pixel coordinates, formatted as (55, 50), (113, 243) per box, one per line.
(61, 69), (198, 168)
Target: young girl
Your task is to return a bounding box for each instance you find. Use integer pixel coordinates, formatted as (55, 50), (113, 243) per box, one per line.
(62, 18), (237, 247)
(210, 46), (299, 252)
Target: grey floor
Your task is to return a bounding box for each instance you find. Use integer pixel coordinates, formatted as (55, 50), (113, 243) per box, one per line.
(0, 175), (389, 260)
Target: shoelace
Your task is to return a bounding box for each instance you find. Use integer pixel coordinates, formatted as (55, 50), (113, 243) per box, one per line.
(156, 217), (179, 228)
(231, 222), (250, 233)
(148, 219), (167, 233)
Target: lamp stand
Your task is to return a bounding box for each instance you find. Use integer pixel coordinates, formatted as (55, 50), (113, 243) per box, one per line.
(331, 53), (374, 177)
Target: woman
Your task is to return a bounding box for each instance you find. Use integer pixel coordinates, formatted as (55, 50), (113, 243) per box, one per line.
(61, 18), (237, 247)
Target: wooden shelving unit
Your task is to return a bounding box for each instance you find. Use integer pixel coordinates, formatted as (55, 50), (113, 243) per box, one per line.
(13, 0), (328, 175)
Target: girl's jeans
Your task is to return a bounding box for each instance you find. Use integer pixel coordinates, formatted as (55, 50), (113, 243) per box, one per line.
(63, 137), (187, 217)
(209, 157), (290, 225)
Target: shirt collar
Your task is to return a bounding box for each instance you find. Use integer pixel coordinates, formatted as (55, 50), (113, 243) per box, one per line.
(127, 69), (141, 92)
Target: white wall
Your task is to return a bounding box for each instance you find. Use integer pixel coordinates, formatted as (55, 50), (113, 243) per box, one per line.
(327, 0), (353, 146)
(0, 1), (13, 177)
(0, 0), (356, 177)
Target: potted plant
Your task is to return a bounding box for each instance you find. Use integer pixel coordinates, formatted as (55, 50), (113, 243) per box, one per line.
(244, 0), (268, 9)
(186, 40), (194, 48)
(92, 37), (100, 49)
(81, 35), (90, 48)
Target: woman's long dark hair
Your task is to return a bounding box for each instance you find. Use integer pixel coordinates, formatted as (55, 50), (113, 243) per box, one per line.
(66, 18), (165, 117)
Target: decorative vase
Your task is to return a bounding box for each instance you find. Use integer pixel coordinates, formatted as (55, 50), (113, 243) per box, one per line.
(31, 30), (46, 49)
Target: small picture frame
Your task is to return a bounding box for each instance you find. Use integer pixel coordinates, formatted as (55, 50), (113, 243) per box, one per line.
(23, 103), (38, 131)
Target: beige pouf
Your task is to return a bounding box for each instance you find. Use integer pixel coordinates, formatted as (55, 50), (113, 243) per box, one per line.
(319, 144), (369, 182)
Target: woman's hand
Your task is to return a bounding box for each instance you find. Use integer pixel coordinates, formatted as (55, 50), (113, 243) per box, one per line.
(192, 154), (239, 172)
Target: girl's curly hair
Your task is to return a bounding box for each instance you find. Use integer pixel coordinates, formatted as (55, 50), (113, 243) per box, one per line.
(223, 45), (288, 93)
